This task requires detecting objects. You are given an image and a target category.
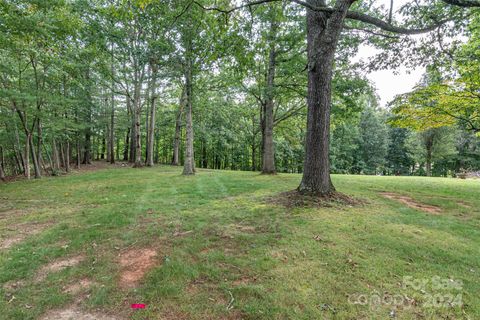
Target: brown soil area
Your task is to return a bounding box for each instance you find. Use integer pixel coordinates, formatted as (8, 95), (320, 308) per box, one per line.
(380, 192), (441, 214)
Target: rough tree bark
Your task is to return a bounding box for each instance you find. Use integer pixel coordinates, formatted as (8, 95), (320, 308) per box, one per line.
(298, 0), (354, 195)
(182, 59), (195, 175)
(172, 87), (186, 166)
(261, 17), (277, 175)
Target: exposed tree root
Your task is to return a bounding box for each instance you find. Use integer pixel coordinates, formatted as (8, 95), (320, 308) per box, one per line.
(268, 190), (362, 209)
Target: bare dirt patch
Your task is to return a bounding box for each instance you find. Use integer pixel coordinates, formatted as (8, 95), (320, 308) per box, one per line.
(457, 201), (472, 209)
(119, 248), (158, 288)
(268, 190), (361, 209)
(232, 275), (257, 286)
(0, 222), (52, 250)
(63, 278), (94, 295)
(3, 279), (25, 292)
(40, 307), (119, 320)
(380, 192), (441, 214)
(35, 255), (85, 282)
(74, 161), (130, 174)
(0, 209), (29, 220)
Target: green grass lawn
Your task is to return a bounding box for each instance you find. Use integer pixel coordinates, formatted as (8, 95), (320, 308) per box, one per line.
(0, 165), (479, 319)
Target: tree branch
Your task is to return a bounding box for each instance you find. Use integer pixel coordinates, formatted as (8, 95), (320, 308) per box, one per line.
(442, 0), (480, 7)
(195, 0), (456, 35)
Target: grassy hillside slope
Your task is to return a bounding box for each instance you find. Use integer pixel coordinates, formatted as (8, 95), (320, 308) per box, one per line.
(0, 166), (479, 319)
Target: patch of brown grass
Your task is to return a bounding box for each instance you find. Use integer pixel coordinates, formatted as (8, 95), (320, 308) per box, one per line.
(35, 254), (85, 282)
(118, 248), (158, 288)
(0, 222), (52, 250)
(380, 192), (441, 214)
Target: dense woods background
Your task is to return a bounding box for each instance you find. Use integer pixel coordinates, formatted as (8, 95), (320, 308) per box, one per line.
(1, 0), (479, 182)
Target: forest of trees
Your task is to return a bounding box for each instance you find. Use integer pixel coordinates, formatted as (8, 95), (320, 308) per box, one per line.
(1, 0), (479, 193)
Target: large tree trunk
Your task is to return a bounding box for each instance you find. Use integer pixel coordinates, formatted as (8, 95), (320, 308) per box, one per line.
(182, 62), (195, 175)
(147, 64), (158, 167)
(172, 87), (186, 166)
(298, 0), (353, 195)
(262, 7), (278, 175)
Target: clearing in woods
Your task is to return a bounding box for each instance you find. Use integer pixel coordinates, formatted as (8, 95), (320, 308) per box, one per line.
(0, 164), (479, 319)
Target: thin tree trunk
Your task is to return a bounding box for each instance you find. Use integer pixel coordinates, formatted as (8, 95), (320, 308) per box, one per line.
(147, 64), (158, 167)
(52, 138), (60, 171)
(34, 119), (42, 178)
(115, 136), (120, 161)
(13, 124), (24, 174)
(172, 87), (186, 165)
(76, 138), (81, 169)
(0, 146), (5, 181)
(43, 143), (54, 174)
(101, 134), (106, 160)
(124, 127), (130, 161)
(129, 97), (136, 163)
(110, 45), (116, 164)
(133, 81), (143, 167)
(202, 141), (207, 168)
(110, 94), (115, 164)
(426, 143), (433, 177)
(83, 130), (91, 164)
(59, 141), (65, 168)
(25, 134), (30, 179)
(29, 132), (41, 179)
(298, 0), (353, 195)
(64, 141), (70, 173)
